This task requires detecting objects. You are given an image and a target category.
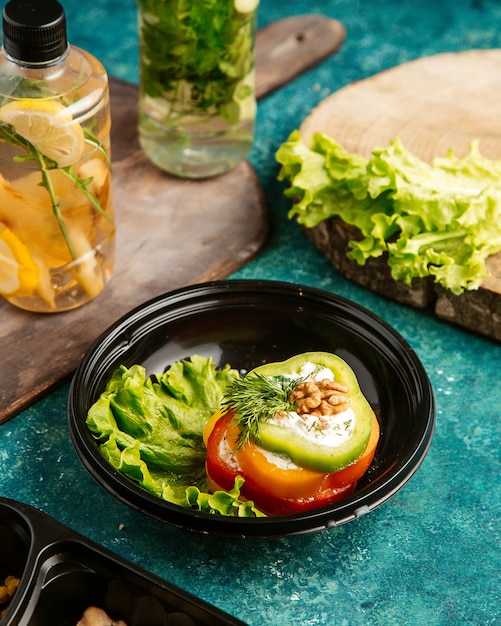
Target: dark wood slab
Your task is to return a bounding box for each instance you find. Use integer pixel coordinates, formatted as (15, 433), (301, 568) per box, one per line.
(299, 50), (501, 341)
(0, 15), (346, 424)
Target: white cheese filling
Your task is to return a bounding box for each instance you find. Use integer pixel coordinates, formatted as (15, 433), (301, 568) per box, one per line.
(267, 406), (356, 449)
(284, 361), (335, 383)
(218, 434), (241, 470)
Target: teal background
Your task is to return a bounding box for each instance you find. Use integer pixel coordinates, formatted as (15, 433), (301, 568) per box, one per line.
(1, 1), (501, 624)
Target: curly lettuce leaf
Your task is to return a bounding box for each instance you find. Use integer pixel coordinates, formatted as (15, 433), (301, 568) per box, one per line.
(186, 477), (266, 517)
(86, 356), (264, 517)
(276, 131), (501, 294)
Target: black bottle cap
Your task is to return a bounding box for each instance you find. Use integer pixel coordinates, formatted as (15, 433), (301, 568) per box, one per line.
(2, 0), (67, 63)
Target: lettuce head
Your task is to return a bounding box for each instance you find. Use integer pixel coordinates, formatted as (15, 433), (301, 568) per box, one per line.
(276, 131), (501, 294)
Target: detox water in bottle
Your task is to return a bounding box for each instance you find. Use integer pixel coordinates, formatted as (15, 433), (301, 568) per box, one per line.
(137, 0), (259, 179)
(0, 0), (115, 312)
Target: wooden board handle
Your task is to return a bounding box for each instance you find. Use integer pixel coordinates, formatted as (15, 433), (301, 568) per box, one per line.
(255, 15), (345, 99)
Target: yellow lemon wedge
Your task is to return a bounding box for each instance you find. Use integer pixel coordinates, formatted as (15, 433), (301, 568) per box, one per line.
(0, 99), (85, 167)
(0, 224), (39, 297)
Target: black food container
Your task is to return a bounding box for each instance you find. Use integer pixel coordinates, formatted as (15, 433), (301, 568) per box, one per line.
(68, 280), (436, 537)
(0, 498), (245, 626)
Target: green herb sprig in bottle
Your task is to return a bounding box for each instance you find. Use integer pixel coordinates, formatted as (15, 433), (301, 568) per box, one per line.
(137, 0), (259, 179)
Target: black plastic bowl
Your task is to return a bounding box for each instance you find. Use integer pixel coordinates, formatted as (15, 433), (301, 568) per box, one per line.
(68, 280), (435, 538)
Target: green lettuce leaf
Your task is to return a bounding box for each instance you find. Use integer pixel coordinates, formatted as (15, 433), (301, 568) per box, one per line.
(276, 131), (501, 294)
(86, 356), (265, 517)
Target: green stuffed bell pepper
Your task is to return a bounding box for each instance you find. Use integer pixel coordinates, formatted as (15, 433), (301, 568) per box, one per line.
(227, 351), (374, 474)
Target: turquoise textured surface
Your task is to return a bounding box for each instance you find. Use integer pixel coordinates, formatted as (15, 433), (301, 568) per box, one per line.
(1, 1), (500, 624)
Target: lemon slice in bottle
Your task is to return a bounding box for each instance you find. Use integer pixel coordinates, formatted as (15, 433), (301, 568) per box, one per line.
(0, 99), (85, 167)
(0, 224), (39, 297)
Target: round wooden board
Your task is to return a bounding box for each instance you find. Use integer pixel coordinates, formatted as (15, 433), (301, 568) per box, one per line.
(298, 50), (501, 341)
(300, 49), (501, 161)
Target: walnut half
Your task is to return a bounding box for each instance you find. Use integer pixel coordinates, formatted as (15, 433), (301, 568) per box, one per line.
(289, 379), (350, 416)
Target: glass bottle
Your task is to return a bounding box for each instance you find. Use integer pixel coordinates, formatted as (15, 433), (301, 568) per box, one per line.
(137, 0), (259, 179)
(0, 0), (115, 313)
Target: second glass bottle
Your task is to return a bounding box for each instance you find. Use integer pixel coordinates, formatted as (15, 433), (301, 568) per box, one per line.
(137, 0), (259, 179)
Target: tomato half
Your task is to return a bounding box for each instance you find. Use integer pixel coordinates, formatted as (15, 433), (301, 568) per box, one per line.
(204, 410), (380, 516)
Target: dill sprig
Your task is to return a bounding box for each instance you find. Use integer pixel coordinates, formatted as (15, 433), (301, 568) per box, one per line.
(221, 373), (304, 449)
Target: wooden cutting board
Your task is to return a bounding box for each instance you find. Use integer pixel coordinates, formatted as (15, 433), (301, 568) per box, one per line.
(299, 49), (501, 341)
(0, 15), (346, 424)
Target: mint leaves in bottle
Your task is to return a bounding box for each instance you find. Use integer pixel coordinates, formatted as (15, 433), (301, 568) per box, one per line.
(137, 0), (259, 179)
